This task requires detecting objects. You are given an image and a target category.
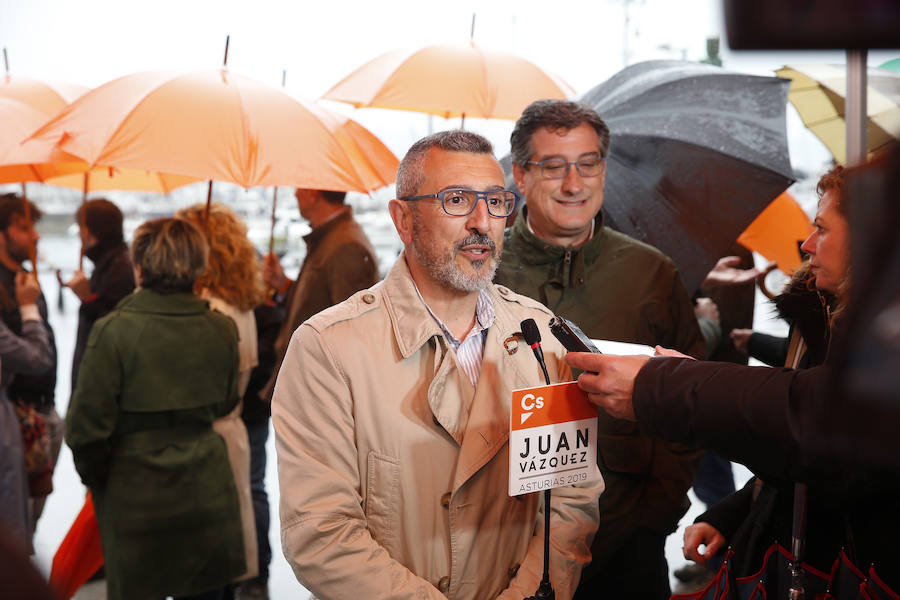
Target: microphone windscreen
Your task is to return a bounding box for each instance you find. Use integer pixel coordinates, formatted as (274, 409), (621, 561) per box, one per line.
(520, 318), (541, 345)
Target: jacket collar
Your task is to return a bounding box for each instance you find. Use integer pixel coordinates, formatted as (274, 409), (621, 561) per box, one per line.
(382, 253), (450, 359)
(119, 288), (209, 315)
(508, 205), (609, 267)
(303, 206), (353, 247)
(85, 237), (127, 265)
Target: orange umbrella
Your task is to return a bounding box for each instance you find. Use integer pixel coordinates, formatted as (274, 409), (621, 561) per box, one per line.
(49, 493), (104, 600)
(322, 42), (573, 121)
(0, 97), (199, 192)
(737, 191), (813, 274)
(26, 69), (398, 192)
(0, 73), (87, 115)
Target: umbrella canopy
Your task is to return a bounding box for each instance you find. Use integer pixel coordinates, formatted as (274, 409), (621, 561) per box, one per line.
(27, 69), (398, 192)
(322, 42), (572, 120)
(0, 97), (199, 192)
(0, 74), (87, 115)
(737, 191), (812, 274)
(880, 58), (900, 73)
(776, 65), (900, 165)
(503, 60), (794, 294)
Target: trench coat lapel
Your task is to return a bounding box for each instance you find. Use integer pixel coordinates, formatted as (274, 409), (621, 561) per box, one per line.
(451, 291), (531, 493)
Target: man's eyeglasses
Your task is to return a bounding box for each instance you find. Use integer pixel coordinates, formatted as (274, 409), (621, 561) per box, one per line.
(525, 155), (606, 180)
(400, 188), (519, 218)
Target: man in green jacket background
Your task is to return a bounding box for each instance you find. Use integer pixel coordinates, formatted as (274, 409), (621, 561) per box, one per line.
(495, 99), (704, 598)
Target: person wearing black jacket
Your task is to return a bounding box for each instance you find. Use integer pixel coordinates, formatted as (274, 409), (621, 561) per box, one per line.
(566, 162), (900, 588)
(63, 198), (135, 391)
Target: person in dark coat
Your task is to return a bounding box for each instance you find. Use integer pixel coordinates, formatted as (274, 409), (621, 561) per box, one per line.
(66, 218), (245, 600)
(565, 164), (900, 588)
(63, 198), (135, 392)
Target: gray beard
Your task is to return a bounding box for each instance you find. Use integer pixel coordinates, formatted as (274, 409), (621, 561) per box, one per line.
(409, 227), (500, 293)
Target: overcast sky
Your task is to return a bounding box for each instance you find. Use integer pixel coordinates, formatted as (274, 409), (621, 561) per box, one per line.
(2, 0), (897, 170)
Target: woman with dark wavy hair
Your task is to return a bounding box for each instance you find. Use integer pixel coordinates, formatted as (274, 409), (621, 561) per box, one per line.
(66, 217), (245, 600)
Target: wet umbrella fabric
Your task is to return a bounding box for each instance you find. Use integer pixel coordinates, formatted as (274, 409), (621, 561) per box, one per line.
(573, 60), (794, 294)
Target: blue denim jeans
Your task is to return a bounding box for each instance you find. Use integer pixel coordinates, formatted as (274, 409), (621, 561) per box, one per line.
(693, 450), (736, 508)
(245, 419), (271, 584)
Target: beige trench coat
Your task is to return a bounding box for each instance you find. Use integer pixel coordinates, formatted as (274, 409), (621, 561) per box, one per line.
(273, 256), (603, 600)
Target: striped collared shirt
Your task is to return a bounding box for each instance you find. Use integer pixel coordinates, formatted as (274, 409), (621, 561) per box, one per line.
(416, 286), (496, 387)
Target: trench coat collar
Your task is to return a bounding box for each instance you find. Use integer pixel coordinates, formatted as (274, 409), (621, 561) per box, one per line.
(382, 253), (456, 360)
(119, 288), (210, 315)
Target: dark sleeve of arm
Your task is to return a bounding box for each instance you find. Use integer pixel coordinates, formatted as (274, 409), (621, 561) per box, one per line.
(80, 257), (135, 322)
(632, 357), (833, 481)
(326, 244), (379, 305)
(0, 319), (53, 375)
(747, 332), (788, 366)
(694, 478), (756, 541)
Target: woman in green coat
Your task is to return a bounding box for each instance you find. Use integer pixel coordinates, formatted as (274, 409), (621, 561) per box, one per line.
(66, 218), (245, 600)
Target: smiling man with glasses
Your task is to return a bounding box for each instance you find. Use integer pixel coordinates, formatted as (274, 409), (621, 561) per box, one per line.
(495, 100), (705, 598)
(272, 130), (602, 600)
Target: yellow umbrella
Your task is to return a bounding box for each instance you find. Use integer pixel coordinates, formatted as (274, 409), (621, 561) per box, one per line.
(323, 42), (573, 121)
(777, 65), (900, 164)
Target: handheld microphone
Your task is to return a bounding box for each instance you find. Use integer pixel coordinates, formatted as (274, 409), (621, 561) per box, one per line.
(519, 319), (556, 600)
(521, 318), (551, 386)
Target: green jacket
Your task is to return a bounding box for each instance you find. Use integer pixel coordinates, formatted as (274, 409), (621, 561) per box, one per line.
(495, 209), (703, 561)
(66, 289), (245, 600)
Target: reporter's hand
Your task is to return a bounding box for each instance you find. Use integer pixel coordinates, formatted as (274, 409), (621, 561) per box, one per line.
(565, 353), (649, 421)
(682, 522), (725, 568)
(63, 270), (91, 301)
(702, 256), (777, 288)
(654, 345), (694, 359)
(730, 328), (753, 354)
(262, 252), (287, 290)
(15, 271), (40, 306)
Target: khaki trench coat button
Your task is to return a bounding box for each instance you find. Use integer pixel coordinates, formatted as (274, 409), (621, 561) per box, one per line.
(497, 286), (509, 296)
(508, 562), (520, 579)
(362, 293), (375, 304)
(437, 575), (451, 593)
(440, 492), (451, 509)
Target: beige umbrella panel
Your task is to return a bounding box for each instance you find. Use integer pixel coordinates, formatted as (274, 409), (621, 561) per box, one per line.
(323, 42), (573, 121)
(0, 74), (88, 115)
(777, 65), (900, 165)
(25, 69), (398, 193)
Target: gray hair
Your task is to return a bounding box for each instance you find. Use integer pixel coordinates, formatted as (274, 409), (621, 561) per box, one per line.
(396, 130), (494, 198)
(131, 217), (208, 294)
(510, 100), (610, 168)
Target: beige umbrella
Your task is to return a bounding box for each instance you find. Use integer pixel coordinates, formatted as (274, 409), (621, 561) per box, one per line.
(322, 42), (572, 125)
(777, 64), (900, 164)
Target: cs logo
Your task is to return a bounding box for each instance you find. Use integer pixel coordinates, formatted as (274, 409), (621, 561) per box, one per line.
(520, 393), (544, 424)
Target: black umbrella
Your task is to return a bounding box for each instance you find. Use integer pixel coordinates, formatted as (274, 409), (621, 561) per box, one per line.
(504, 60), (796, 294)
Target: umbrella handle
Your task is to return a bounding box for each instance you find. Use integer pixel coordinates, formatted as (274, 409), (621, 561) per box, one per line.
(757, 276), (776, 300)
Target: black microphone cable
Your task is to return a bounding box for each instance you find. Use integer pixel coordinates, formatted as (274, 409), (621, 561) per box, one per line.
(520, 319), (555, 600)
